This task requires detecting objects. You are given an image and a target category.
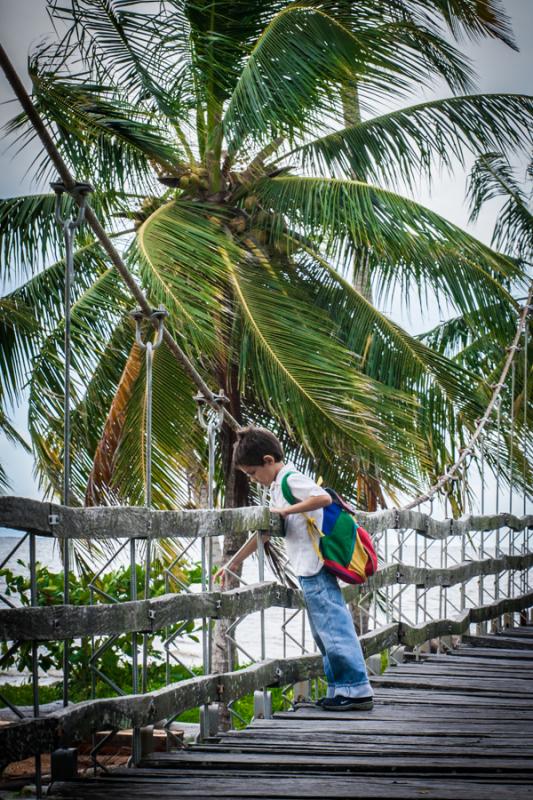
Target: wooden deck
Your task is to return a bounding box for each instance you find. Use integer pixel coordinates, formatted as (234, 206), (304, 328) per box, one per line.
(50, 628), (533, 799)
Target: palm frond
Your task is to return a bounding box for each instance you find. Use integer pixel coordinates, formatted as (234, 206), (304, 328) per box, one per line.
(108, 338), (203, 508)
(227, 248), (429, 492)
(223, 5), (417, 161)
(0, 195), (63, 283)
(283, 94), (533, 191)
(0, 235), (132, 409)
(27, 266), (132, 498)
(48, 0), (190, 117)
(317, 0), (516, 51)
(0, 298), (39, 409)
(295, 246), (489, 416)
(85, 338), (143, 505)
(136, 201), (233, 359)
(467, 152), (533, 261)
(425, 0), (517, 49)
(184, 0), (286, 105)
(0, 191), (131, 284)
(3, 64), (178, 194)
(253, 175), (523, 332)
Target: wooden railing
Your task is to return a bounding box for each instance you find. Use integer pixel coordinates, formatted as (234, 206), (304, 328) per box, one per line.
(1, 496), (532, 772)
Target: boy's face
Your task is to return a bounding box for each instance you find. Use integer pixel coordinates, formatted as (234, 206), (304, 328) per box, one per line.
(239, 455), (280, 487)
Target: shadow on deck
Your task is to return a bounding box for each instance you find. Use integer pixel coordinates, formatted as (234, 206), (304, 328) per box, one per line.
(48, 627), (533, 799)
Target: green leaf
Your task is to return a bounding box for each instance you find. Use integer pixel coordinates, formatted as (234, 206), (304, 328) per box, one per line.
(253, 175), (523, 332)
(136, 201), (233, 358)
(467, 152), (533, 261)
(223, 5), (414, 159)
(226, 247), (427, 491)
(284, 94), (533, 192)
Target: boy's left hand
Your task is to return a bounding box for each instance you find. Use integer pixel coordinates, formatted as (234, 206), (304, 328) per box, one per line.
(270, 507), (290, 518)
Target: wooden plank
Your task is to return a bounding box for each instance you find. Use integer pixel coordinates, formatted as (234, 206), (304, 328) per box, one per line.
(369, 689), (533, 707)
(370, 674), (533, 695)
(140, 750), (533, 773)
(270, 706), (533, 736)
(47, 774), (533, 799)
(1, 495), (531, 540)
(215, 732), (533, 748)
(390, 665), (533, 680)
(462, 634), (533, 650)
(450, 647), (533, 660)
(0, 496), (281, 540)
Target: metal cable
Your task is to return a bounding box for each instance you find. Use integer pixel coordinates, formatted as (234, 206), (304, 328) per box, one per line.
(0, 43), (240, 433)
(403, 285), (533, 510)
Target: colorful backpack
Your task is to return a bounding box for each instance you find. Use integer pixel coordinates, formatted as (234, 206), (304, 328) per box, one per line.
(281, 472), (378, 585)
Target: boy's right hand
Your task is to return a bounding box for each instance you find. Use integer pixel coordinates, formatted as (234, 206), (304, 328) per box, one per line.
(214, 562), (235, 589)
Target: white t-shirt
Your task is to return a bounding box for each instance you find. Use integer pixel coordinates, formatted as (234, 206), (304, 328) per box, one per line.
(269, 463), (329, 577)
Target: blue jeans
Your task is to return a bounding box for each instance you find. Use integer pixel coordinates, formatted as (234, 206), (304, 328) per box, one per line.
(299, 567), (373, 699)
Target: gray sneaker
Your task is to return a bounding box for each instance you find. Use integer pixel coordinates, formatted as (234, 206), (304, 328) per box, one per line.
(321, 695), (374, 711)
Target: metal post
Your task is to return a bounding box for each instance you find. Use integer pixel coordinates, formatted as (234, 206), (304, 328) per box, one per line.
(256, 530), (272, 718)
(494, 397), (502, 631)
(521, 317), (529, 602)
(194, 391), (226, 738)
(30, 533), (42, 798)
(130, 538), (140, 764)
(130, 306), (168, 700)
(524, 319), (529, 519)
(478, 433), (486, 634)
(509, 361), (518, 626)
(52, 180), (93, 709)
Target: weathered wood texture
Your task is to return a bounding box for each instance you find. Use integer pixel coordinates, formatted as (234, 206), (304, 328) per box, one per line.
(2, 594), (533, 770)
(0, 624), (398, 768)
(2, 553), (532, 642)
(47, 627), (533, 799)
(0, 582), (302, 641)
(0, 496), (280, 539)
(1, 495), (532, 539)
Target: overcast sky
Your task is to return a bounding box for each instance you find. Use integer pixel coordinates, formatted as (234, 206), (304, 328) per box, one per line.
(0, 0), (532, 509)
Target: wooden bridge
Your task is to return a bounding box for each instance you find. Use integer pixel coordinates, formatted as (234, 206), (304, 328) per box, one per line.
(48, 628), (533, 800)
(1, 496), (532, 798)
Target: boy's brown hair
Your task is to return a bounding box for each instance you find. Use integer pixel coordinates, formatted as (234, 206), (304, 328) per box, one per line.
(233, 426), (284, 466)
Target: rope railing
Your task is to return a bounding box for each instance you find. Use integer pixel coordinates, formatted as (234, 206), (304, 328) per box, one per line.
(1, 553), (533, 643)
(403, 284), (532, 511)
(1, 496), (531, 539)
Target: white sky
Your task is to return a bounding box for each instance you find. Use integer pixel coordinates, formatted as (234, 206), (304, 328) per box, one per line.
(0, 0), (532, 509)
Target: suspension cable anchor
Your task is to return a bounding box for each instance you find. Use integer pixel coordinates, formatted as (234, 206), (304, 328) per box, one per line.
(194, 389), (228, 430)
(51, 181), (94, 228)
(129, 306), (168, 350)
(50, 181), (94, 198)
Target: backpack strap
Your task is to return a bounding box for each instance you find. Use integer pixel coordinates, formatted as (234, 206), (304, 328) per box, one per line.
(279, 471), (324, 562)
(280, 471), (298, 504)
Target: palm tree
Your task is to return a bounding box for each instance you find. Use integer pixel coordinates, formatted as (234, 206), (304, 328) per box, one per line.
(1, 1), (531, 569)
(417, 152), (533, 513)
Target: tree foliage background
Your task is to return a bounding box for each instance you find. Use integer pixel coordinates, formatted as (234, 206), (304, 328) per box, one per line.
(0, 0), (532, 518)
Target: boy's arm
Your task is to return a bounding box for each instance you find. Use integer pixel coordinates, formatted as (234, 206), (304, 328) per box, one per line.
(271, 493), (332, 517)
(214, 532), (270, 586)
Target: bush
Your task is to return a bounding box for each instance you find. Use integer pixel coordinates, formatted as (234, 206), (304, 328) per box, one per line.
(0, 559), (200, 701)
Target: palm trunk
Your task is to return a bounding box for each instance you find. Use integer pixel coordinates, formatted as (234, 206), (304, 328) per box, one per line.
(342, 83), (375, 634)
(212, 363), (249, 729)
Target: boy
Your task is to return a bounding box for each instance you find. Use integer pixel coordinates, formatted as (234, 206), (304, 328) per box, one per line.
(216, 426), (374, 711)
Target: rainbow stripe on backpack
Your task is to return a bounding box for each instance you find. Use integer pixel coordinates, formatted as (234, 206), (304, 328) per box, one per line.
(281, 473), (378, 585)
